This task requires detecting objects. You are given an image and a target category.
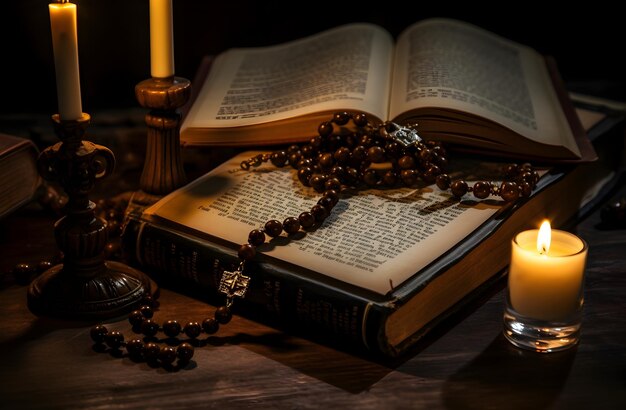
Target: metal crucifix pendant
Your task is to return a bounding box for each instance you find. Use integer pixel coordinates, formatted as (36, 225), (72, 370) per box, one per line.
(218, 265), (251, 300)
(383, 122), (422, 148)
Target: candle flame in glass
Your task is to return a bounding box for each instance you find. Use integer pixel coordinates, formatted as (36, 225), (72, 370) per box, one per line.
(537, 220), (551, 255)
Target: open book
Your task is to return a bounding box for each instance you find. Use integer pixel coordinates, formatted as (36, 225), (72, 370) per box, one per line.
(125, 107), (623, 356)
(181, 18), (594, 163)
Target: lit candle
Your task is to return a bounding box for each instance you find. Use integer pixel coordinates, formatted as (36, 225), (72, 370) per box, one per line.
(49, 0), (83, 120)
(149, 0), (175, 78)
(508, 220), (588, 321)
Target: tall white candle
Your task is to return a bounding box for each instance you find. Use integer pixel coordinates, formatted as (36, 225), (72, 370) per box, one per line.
(49, 1), (83, 120)
(508, 221), (587, 321)
(150, 0), (175, 78)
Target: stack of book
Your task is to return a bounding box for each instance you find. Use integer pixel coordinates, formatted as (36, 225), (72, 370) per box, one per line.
(123, 18), (625, 357)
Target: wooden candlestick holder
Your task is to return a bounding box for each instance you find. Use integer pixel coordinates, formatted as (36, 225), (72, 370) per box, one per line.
(131, 76), (190, 206)
(27, 113), (157, 319)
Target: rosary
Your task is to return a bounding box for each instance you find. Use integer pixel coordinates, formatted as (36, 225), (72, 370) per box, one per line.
(89, 111), (539, 369)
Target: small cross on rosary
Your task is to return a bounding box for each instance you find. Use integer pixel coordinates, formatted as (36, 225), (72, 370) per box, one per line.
(218, 264), (251, 303)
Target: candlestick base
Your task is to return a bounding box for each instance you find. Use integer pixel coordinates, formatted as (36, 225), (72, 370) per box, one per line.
(28, 261), (158, 320)
(27, 113), (157, 320)
(503, 301), (582, 353)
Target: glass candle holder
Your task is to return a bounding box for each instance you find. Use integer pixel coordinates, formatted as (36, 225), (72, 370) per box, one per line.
(503, 227), (588, 352)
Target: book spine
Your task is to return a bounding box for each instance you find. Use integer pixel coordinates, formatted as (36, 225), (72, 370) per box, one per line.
(122, 218), (384, 353)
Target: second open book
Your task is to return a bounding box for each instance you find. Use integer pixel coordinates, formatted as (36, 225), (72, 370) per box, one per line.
(181, 18), (594, 163)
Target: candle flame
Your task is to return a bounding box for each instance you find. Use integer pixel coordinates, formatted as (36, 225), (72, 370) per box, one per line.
(537, 220), (551, 254)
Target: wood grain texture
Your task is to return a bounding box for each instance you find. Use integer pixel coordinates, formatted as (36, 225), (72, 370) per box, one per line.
(0, 113), (625, 409)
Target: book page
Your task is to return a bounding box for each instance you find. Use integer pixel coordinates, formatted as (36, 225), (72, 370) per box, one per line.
(183, 24), (393, 129)
(389, 19), (578, 155)
(146, 152), (506, 295)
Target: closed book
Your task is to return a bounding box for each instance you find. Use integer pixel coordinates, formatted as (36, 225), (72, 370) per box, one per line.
(0, 133), (40, 219)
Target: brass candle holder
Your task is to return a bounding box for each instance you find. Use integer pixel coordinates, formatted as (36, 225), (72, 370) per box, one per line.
(27, 113), (157, 319)
(129, 76), (190, 208)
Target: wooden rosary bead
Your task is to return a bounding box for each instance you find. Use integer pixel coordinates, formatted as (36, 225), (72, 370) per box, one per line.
(363, 168), (380, 186)
(143, 342), (160, 361)
(140, 319), (160, 337)
(383, 170), (398, 186)
(450, 180), (469, 197)
(500, 181), (520, 202)
(400, 169), (418, 186)
(297, 167), (314, 186)
(417, 148), (432, 164)
(344, 167), (359, 186)
(238, 244), (256, 260)
(128, 310), (145, 327)
(333, 111), (351, 125)
(105, 331), (124, 350)
(317, 196), (335, 210)
(420, 165), (437, 184)
(288, 152), (301, 168)
(139, 304), (154, 319)
(311, 204), (329, 222)
(141, 294), (158, 308)
(270, 151), (288, 167)
(504, 163), (519, 178)
(176, 343), (195, 362)
(333, 147), (351, 163)
(324, 177), (341, 192)
(126, 338), (144, 357)
(353, 112), (368, 127)
(318, 153), (334, 169)
(202, 318), (219, 334)
(398, 155), (415, 170)
(299, 211), (316, 228)
(367, 146), (385, 163)
(159, 346), (177, 365)
(310, 135), (322, 149)
(329, 165), (345, 181)
(300, 145), (315, 159)
(435, 174), (452, 191)
(520, 182), (533, 198)
(472, 181), (491, 199)
(215, 306), (232, 324)
(318, 121), (333, 137)
(283, 217), (301, 234)
(184, 322), (202, 338)
(163, 320), (182, 337)
(264, 220), (283, 237)
(351, 145), (367, 162)
(323, 189), (339, 206)
(309, 174), (327, 193)
(90, 324), (109, 344)
(248, 229), (266, 246)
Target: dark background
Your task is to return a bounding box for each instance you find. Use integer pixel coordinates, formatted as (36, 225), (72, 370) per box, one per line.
(2, 0), (625, 116)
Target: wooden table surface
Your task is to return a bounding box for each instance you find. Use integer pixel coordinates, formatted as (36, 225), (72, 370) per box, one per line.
(0, 112), (625, 409)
